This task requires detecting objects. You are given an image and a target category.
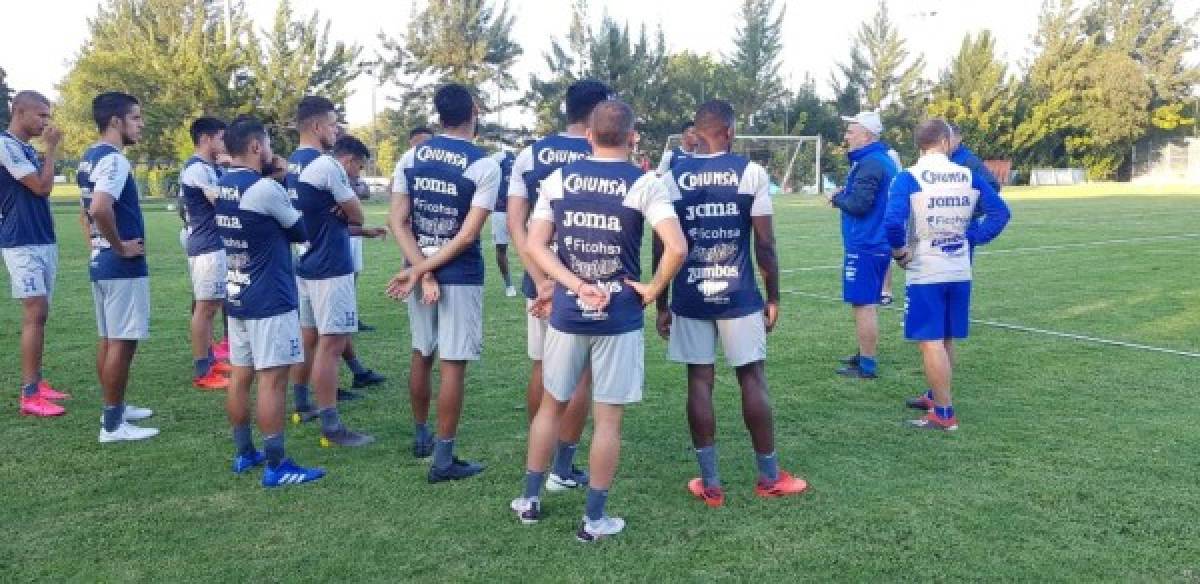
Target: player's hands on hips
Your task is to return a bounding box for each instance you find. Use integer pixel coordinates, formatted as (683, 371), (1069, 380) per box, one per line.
(764, 300), (779, 333)
(655, 310), (672, 340)
(623, 279), (658, 307)
(577, 282), (610, 311)
(42, 126), (62, 151)
(117, 238), (145, 258)
(529, 279), (555, 319)
(419, 272), (439, 305)
(386, 268), (416, 300)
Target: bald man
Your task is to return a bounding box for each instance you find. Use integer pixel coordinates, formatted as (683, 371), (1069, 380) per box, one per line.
(1, 91), (70, 417)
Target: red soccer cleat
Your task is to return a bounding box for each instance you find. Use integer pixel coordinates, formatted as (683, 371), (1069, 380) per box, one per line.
(36, 380), (70, 401)
(213, 338), (231, 361)
(755, 471), (809, 499)
(193, 371), (230, 391)
(687, 478), (726, 508)
(210, 361), (233, 376)
(20, 395), (65, 417)
(908, 412), (959, 431)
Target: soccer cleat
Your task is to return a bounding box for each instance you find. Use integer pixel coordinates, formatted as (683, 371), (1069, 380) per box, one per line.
(687, 478), (726, 508)
(232, 450), (267, 474)
(291, 408), (319, 425)
(20, 395), (65, 417)
(427, 457), (485, 483)
(261, 458), (326, 488)
(510, 497), (542, 525)
(193, 371), (230, 391)
(908, 412), (959, 431)
(836, 364), (876, 379)
(319, 427), (375, 448)
(838, 354), (861, 366)
(546, 466), (589, 492)
(755, 471), (810, 499)
(412, 434), (434, 459)
(212, 339), (231, 361)
(880, 293), (894, 306)
(351, 370), (386, 389)
(98, 422), (159, 443)
(36, 381), (70, 400)
(336, 388), (363, 401)
(576, 516), (625, 543)
(123, 405), (154, 421)
(905, 395), (935, 411)
(505, 286), (517, 298)
(357, 320), (376, 332)
(211, 361), (233, 376)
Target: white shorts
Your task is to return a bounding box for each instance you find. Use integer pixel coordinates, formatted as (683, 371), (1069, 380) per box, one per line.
(408, 285), (483, 361)
(3, 244), (57, 300)
(187, 250), (227, 301)
(92, 277), (150, 340)
(526, 298), (548, 360)
(491, 212), (510, 245)
(228, 310), (304, 370)
(543, 327), (643, 405)
(350, 236), (364, 273)
(178, 227), (189, 251)
(667, 312), (767, 367)
(297, 274), (358, 335)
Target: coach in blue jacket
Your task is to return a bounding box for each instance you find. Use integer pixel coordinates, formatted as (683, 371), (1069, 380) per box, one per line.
(829, 111), (899, 379)
(947, 123), (1004, 258)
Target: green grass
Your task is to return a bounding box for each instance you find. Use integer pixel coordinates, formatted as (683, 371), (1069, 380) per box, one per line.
(3, 192), (1200, 582)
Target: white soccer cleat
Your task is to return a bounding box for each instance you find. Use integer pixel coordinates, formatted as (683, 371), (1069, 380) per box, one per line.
(546, 472), (584, 492)
(576, 516), (625, 542)
(98, 422), (160, 443)
(124, 405), (154, 421)
(505, 286), (517, 297)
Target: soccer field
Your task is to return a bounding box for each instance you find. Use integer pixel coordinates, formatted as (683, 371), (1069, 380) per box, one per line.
(4, 189), (1199, 582)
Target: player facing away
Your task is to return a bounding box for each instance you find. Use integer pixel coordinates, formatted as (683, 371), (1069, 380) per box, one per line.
(830, 111), (900, 379)
(656, 120), (697, 177)
(180, 117), (232, 391)
(656, 100), (809, 507)
(286, 96), (375, 447)
(215, 116), (325, 487)
(510, 99), (688, 542)
(507, 79), (611, 491)
(79, 92), (157, 442)
(490, 148), (517, 297)
(946, 122), (1006, 260)
(884, 119), (1010, 431)
(386, 83), (501, 482)
(1, 91), (71, 416)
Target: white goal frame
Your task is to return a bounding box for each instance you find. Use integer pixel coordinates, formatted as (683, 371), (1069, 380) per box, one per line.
(660, 134), (823, 194)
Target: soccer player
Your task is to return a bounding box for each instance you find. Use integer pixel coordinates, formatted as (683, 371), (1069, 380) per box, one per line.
(79, 92), (157, 442)
(884, 119), (1010, 431)
(180, 116), (232, 391)
(830, 111), (900, 379)
(386, 83), (500, 482)
(509, 99), (688, 542)
(335, 136), (388, 383)
(507, 79), (611, 491)
(947, 122), (1006, 260)
(409, 126), (433, 149)
(215, 115), (325, 487)
(490, 147), (517, 297)
(656, 120), (697, 177)
(1, 90), (69, 416)
(286, 96), (374, 447)
(657, 99), (808, 507)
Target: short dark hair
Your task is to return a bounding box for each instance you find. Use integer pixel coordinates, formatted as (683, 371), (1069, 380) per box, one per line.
(409, 126), (433, 140)
(189, 117), (227, 146)
(565, 79), (612, 124)
(681, 120), (696, 132)
(12, 91), (50, 110)
(589, 100), (635, 148)
(434, 84), (475, 128)
(915, 118), (954, 150)
(92, 92), (139, 133)
(224, 115), (267, 156)
(693, 100), (734, 134)
(296, 95), (337, 127)
(333, 135), (371, 160)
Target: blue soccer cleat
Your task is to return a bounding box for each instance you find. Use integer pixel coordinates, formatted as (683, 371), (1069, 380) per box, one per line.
(261, 458), (326, 488)
(232, 450), (266, 474)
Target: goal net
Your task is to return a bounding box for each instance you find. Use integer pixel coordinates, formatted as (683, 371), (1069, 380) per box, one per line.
(659, 135), (823, 195)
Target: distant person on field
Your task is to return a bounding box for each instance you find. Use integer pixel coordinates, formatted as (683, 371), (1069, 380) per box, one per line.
(490, 147), (518, 297)
(656, 120), (697, 177)
(946, 122), (1006, 259)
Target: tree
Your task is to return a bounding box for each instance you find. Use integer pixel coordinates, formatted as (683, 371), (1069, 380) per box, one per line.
(0, 66), (11, 129)
(726, 0), (786, 132)
(526, 0), (591, 134)
(926, 31), (1019, 159)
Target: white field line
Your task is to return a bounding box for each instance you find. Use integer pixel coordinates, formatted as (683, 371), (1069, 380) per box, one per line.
(783, 289), (1200, 359)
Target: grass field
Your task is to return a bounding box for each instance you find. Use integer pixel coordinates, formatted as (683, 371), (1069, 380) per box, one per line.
(4, 188), (1200, 582)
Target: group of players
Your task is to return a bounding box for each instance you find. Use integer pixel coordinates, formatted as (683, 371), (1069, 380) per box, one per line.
(1, 74), (1008, 541)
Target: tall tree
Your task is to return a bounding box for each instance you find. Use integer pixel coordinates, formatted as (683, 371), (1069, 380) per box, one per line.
(926, 31), (1019, 159)
(526, 0), (590, 133)
(0, 66), (11, 129)
(726, 0), (786, 131)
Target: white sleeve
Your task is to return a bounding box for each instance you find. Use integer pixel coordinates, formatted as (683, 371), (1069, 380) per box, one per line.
(91, 153), (131, 199)
(531, 169), (562, 222)
(744, 162), (774, 217)
(661, 171), (683, 203)
(0, 137), (36, 179)
(301, 155), (356, 203)
(655, 150), (674, 176)
(243, 180), (302, 228)
(627, 174), (677, 226)
(466, 157), (500, 210)
(391, 149), (416, 195)
(180, 162), (216, 188)
(508, 147), (533, 198)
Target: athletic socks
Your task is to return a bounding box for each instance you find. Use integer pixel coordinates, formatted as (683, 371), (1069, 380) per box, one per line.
(502, 272), (513, 287)
(345, 358), (367, 376)
(935, 405), (955, 420)
(194, 356), (212, 378)
(858, 356), (878, 376)
(21, 381), (38, 398)
(264, 433), (285, 469)
(523, 470), (545, 501)
(102, 403), (125, 432)
(756, 451), (780, 483)
(414, 422), (432, 443)
(552, 441), (579, 478)
(232, 424), (255, 457)
(695, 445), (720, 488)
(293, 384), (311, 412)
(318, 407), (342, 434)
(432, 437), (455, 470)
(584, 488), (609, 521)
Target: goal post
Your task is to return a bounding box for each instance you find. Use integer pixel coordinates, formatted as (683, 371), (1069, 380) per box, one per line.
(659, 135), (824, 195)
